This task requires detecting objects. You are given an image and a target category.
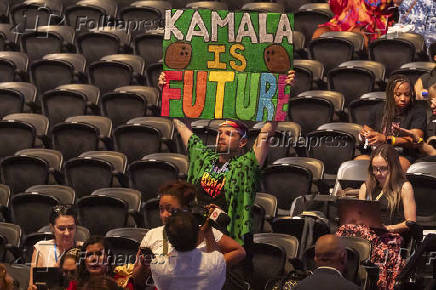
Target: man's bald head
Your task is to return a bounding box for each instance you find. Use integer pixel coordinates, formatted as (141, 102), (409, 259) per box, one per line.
(314, 235), (346, 272)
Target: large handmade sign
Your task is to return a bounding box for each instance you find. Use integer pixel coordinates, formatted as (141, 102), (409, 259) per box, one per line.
(161, 9), (294, 121)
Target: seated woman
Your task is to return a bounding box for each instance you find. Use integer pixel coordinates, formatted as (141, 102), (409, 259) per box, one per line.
(357, 74), (427, 170)
(312, 0), (395, 48)
(67, 236), (133, 290)
(337, 144), (416, 290)
(132, 180), (246, 289)
(29, 205), (82, 289)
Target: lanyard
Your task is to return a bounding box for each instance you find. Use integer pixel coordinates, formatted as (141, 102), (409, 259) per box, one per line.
(375, 191), (383, 201)
(54, 244), (58, 263)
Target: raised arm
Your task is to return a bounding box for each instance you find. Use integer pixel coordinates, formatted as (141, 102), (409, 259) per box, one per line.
(253, 122), (277, 167)
(173, 119), (193, 148)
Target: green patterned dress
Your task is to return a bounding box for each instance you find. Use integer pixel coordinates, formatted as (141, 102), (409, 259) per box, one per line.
(187, 134), (260, 245)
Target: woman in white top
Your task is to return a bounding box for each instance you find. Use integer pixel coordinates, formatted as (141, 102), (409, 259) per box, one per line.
(132, 181), (246, 288)
(28, 205), (82, 290)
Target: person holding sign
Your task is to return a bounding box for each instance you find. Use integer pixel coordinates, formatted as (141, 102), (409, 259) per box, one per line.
(158, 70), (295, 245)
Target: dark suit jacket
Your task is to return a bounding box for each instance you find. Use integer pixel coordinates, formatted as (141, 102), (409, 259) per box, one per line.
(294, 267), (361, 290)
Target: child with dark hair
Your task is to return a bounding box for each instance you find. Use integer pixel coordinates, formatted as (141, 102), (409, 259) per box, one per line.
(150, 211), (226, 290)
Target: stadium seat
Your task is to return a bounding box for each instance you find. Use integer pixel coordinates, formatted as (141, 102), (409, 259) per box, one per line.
(92, 188), (141, 214)
(89, 54), (145, 94)
(66, 115), (113, 149)
(113, 124), (162, 163)
(31, 55), (87, 96)
(391, 61), (436, 87)
(369, 38), (415, 78)
(4, 113), (49, 147)
(50, 122), (99, 161)
(288, 96), (335, 136)
(77, 28), (131, 65)
(255, 192), (278, 225)
(317, 122), (362, 144)
(66, 0), (118, 35)
(309, 37), (354, 74)
(0, 120), (35, 159)
(56, 84), (100, 113)
(26, 184), (76, 205)
(406, 172), (436, 227)
(145, 61), (163, 89)
(297, 90), (345, 115)
(293, 59), (324, 93)
(20, 26), (76, 63)
(273, 157), (325, 194)
(0, 52), (29, 82)
(114, 85), (160, 116)
(106, 227), (148, 244)
(0, 89), (25, 118)
(332, 160), (370, 195)
(254, 233), (299, 273)
(0, 222), (21, 250)
(80, 151), (128, 180)
(241, 2), (285, 13)
(64, 157), (113, 198)
(77, 195), (129, 236)
(261, 163), (313, 215)
(142, 153), (188, 179)
(4, 264), (30, 290)
(0, 185), (10, 220)
(294, 4), (333, 46)
(10, 0), (63, 32)
(407, 162), (436, 177)
(328, 66), (375, 107)
(0, 155), (49, 195)
(100, 91), (148, 129)
(0, 82), (38, 112)
(141, 197), (161, 228)
(306, 129), (356, 178)
(133, 30), (164, 68)
(127, 117), (176, 152)
(320, 31), (365, 57)
(15, 148), (63, 183)
(348, 95), (385, 126)
(338, 60), (386, 90)
(186, 1), (228, 10)
(42, 88), (88, 129)
(0, 24), (19, 51)
(293, 30), (307, 59)
(245, 242), (286, 290)
(10, 193), (59, 235)
(104, 236), (139, 264)
(128, 159), (178, 201)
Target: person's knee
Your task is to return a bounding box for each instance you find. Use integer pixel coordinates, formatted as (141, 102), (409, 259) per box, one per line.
(354, 155), (370, 160)
(399, 156), (411, 172)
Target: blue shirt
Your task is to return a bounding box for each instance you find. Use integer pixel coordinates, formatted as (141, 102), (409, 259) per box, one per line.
(399, 0), (436, 49)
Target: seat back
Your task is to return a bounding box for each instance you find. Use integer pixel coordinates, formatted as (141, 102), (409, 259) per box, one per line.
(1, 155), (49, 195)
(31, 60), (75, 96)
(77, 32), (123, 65)
(0, 88), (25, 118)
(128, 160), (178, 201)
(141, 197), (161, 228)
(288, 97), (334, 136)
(262, 164), (312, 212)
(101, 92), (147, 129)
(21, 32), (63, 63)
(294, 10), (331, 45)
(77, 195), (129, 236)
(369, 39), (415, 78)
(65, 157), (113, 199)
(42, 89), (88, 129)
(10, 193), (59, 235)
(134, 33), (164, 67)
(113, 124), (161, 163)
(51, 122), (99, 161)
(89, 61), (134, 95)
(348, 98), (385, 126)
(309, 37), (354, 74)
(0, 120), (35, 159)
(26, 184), (76, 205)
(92, 188), (141, 213)
(406, 174), (436, 226)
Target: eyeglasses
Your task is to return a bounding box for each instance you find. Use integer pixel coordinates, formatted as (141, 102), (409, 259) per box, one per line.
(372, 166), (388, 174)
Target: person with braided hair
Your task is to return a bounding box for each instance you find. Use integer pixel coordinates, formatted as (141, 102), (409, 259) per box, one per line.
(356, 74), (427, 171)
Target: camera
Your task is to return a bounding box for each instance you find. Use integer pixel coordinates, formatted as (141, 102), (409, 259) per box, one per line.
(208, 207), (231, 229)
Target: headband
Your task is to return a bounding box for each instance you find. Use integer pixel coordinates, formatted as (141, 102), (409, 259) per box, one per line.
(219, 120), (247, 138)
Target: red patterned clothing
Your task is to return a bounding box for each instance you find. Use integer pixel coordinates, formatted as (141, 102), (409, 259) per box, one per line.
(337, 224), (405, 290)
(322, 0), (394, 40)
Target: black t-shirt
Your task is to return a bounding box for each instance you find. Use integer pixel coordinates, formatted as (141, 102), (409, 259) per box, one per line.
(428, 115), (436, 139)
(196, 160), (229, 212)
(367, 102), (427, 134)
